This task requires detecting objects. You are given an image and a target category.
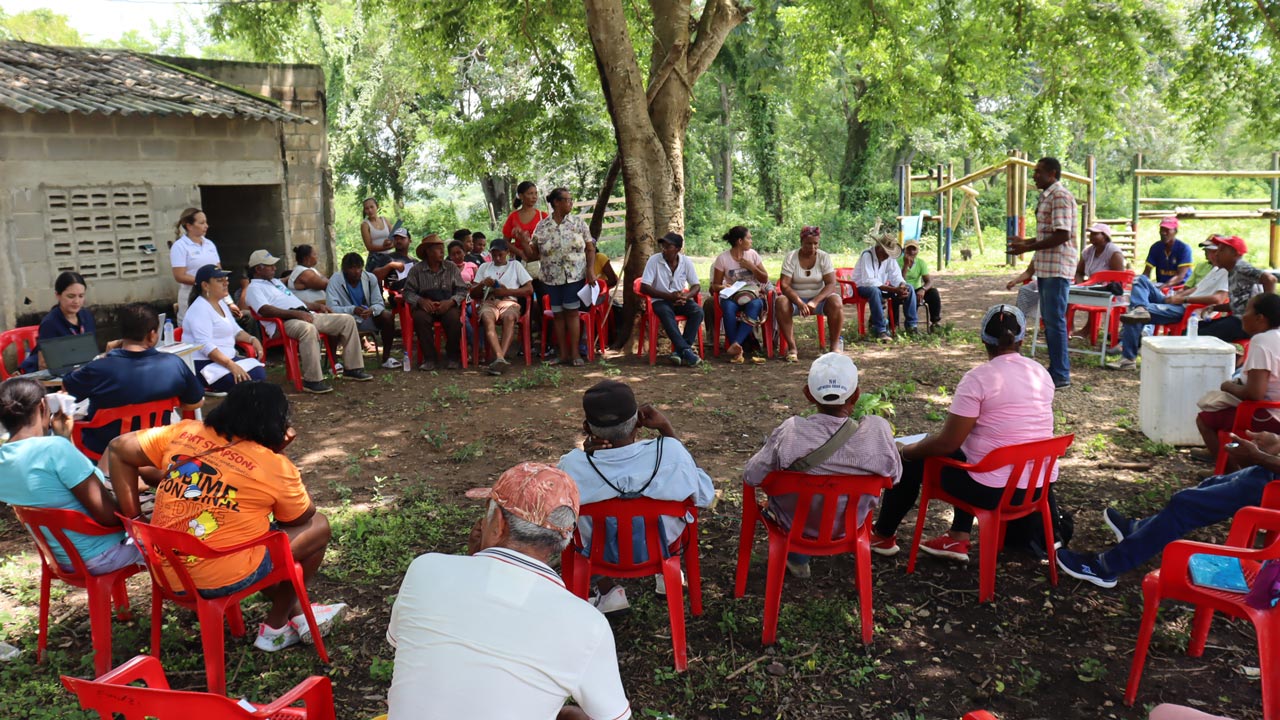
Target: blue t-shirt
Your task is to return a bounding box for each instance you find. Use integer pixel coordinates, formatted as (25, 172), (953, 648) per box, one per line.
(62, 348), (205, 455)
(1145, 240), (1193, 285)
(0, 436), (124, 566)
(347, 280), (367, 308)
(19, 306), (96, 374)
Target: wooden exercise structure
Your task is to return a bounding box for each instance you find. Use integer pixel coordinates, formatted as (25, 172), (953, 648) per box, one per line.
(1128, 152), (1280, 267)
(898, 152), (1097, 269)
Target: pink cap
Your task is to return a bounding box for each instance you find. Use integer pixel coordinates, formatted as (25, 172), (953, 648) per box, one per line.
(1087, 222), (1112, 239)
(466, 463), (580, 537)
(1159, 216), (1179, 230)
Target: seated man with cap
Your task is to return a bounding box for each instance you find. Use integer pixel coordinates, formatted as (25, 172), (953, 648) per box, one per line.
(1196, 234), (1276, 343)
(366, 227), (415, 295)
(386, 463), (631, 720)
(471, 238), (534, 375)
(853, 232), (916, 340)
(403, 234), (469, 371)
(1108, 238), (1229, 371)
(244, 249), (373, 394)
(1144, 216), (1193, 290)
(557, 380), (715, 611)
(744, 353), (901, 578)
(327, 252), (401, 369)
(639, 232), (703, 367)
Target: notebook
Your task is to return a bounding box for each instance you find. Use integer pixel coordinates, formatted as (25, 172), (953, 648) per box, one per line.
(1188, 553), (1248, 593)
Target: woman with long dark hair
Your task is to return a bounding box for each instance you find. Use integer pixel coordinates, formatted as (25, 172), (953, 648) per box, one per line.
(502, 181), (548, 274)
(19, 271), (96, 374)
(184, 265), (265, 394)
(711, 226), (770, 364)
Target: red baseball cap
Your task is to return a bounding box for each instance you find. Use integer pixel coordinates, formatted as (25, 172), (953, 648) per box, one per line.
(1159, 216), (1179, 230)
(466, 463), (580, 537)
(1206, 234), (1247, 256)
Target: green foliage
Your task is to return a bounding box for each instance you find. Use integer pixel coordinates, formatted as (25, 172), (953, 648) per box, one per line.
(0, 9), (84, 45)
(492, 365), (563, 394)
(326, 486), (475, 579)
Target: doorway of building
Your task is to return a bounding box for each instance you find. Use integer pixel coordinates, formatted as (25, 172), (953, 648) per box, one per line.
(199, 184), (286, 274)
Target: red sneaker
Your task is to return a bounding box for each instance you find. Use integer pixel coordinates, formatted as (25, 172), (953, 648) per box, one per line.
(920, 535), (970, 563)
(870, 532), (900, 557)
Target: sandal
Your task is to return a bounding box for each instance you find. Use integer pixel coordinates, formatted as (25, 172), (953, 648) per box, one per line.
(572, 358), (585, 367)
(750, 355), (767, 365)
(728, 355), (745, 365)
(785, 352), (799, 363)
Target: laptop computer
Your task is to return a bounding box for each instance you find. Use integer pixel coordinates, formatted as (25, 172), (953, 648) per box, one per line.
(41, 333), (99, 377)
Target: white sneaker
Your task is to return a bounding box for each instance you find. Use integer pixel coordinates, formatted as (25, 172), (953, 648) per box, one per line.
(291, 602), (348, 644)
(653, 570), (687, 596)
(381, 357), (403, 369)
(589, 586), (630, 615)
(254, 622), (301, 652)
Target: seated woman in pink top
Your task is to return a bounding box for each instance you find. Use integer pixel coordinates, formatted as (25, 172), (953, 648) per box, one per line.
(870, 304), (1058, 561)
(447, 241), (478, 284)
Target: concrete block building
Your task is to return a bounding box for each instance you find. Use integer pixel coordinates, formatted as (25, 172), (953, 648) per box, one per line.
(0, 41), (333, 329)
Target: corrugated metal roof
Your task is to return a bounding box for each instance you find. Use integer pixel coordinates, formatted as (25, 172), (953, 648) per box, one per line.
(0, 41), (311, 123)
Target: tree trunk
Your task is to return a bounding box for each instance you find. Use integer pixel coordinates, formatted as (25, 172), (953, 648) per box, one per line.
(747, 91), (782, 223)
(479, 174), (513, 230)
(719, 78), (733, 211)
(838, 79), (870, 213)
(583, 0), (748, 351)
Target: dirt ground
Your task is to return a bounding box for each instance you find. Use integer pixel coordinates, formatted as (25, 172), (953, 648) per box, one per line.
(0, 270), (1268, 719)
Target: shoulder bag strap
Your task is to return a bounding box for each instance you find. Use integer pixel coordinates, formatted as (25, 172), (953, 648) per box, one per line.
(786, 418), (858, 472)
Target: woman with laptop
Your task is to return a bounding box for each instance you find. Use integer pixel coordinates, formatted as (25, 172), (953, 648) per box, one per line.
(18, 271), (97, 375)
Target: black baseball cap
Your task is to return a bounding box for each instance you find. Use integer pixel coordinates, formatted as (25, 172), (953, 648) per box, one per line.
(489, 238), (510, 252)
(582, 380), (638, 427)
(658, 232), (684, 249)
(194, 264), (232, 286)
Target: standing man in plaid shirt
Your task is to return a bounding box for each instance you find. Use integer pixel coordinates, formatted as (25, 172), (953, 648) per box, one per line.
(1008, 157), (1077, 389)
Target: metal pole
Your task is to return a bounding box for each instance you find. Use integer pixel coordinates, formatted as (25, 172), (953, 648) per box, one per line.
(1271, 152), (1279, 269)
(936, 163), (945, 270)
(1132, 152), (1143, 264)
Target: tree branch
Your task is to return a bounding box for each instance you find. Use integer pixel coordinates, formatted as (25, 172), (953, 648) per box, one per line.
(688, 0), (751, 83)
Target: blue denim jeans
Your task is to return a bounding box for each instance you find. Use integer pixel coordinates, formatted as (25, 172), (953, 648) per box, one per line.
(651, 299), (703, 353)
(1119, 303), (1186, 360)
(1129, 275), (1170, 308)
(1037, 276), (1071, 385)
(1100, 465), (1274, 575)
(720, 297), (763, 347)
(857, 286), (893, 334)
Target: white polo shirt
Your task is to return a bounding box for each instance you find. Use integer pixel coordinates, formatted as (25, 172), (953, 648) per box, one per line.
(170, 234), (221, 282)
(641, 253), (699, 296)
(245, 278), (308, 338)
(386, 547), (631, 720)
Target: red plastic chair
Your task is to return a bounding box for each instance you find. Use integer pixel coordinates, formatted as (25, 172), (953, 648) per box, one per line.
(633, 278), (706, 365)
(834, 267), (895, 337)
(1124, 506), (1280, 717)
(962, 713), (999, 720)
(1211, 400), (1280, 475)
(906, 435), (1075, 603)
(172, 327), (257, 359)
(471, 295), (533, 366)
(248, 308), (338, 391)
(733, 471), (894, 645)
(589, 277), (612, 356)
(1066, 269), (1135, 346)
(397, 296), (470, 369)
(539, 295), (597, 362)
(711, 289), (775, 358)
(61, 654), (335, 719)
(560, 497), (702, 671)
(11, 506), (143, 677)
(71, 397), (178, 463)
(0, 325), (39, 380)
(118, 516), (331, 695)
(773, 291), (828, 357)
(1154, 303), (1210, 337)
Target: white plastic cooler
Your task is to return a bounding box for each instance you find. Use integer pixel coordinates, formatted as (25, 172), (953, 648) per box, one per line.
(1139, 336), (1236, 445)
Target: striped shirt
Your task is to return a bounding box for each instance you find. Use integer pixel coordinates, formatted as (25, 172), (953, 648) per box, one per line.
(1033, 181), (1078, 279)
(744, 413), (902, 535)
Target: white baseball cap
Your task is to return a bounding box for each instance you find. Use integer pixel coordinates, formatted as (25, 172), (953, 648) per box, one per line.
(807, 352), (859, 405)
(248, 249), (280, 267)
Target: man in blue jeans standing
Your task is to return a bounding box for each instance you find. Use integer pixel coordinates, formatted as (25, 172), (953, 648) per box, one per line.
(640, 232), (703, 367)
(1008, 157), (1078, 389)
(1056, 430), (1280, 587)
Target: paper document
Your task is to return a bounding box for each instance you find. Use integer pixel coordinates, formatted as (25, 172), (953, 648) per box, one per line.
(577, 281), (601, 307)
(894, 433), (928, 447)
(44, 393), (89, 419)
(396, 262), (415, 281)
(719, 281), (746, 299)
(200, 358), (264, 385)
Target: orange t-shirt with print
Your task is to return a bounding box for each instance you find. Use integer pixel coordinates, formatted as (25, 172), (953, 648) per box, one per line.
(137, 420), (311, 590)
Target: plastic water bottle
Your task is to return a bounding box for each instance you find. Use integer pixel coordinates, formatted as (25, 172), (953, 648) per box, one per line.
(162, 319), (175, 346)
(1187, 312), (1200, 338)
(402, 349), (411, 372)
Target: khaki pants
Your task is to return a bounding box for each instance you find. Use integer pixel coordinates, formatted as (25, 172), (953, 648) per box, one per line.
(283, 313), (364, 382)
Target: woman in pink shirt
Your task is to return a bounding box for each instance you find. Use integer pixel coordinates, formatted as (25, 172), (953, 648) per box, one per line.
(870, 304), (1059, 561)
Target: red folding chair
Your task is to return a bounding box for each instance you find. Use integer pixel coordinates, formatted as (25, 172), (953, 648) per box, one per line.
(773, 290), (828, 357)
(471, 295), (533, 366)
(397, 297), (470, 369)
(1067, 269), (1135, 345)
(633, 278), (705, 365)
(1124, 506), (1280, 717)
(61, 654), (335, 719)
(0, 325), (39, 380)
(71, 397), (178, 463)
(834, 268), (895, 337)
(247, 308), (338, 391)
(1212, 400), (1280, 475)
(118, 516), (331, 695)
(539, 295), (597, 362)
(560, 497), (702, 671)
(710, 289), (775, 358)
(906, 435), (1075, 602)
(733, 471), (893, 645)
(12, 506), (144, 677)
